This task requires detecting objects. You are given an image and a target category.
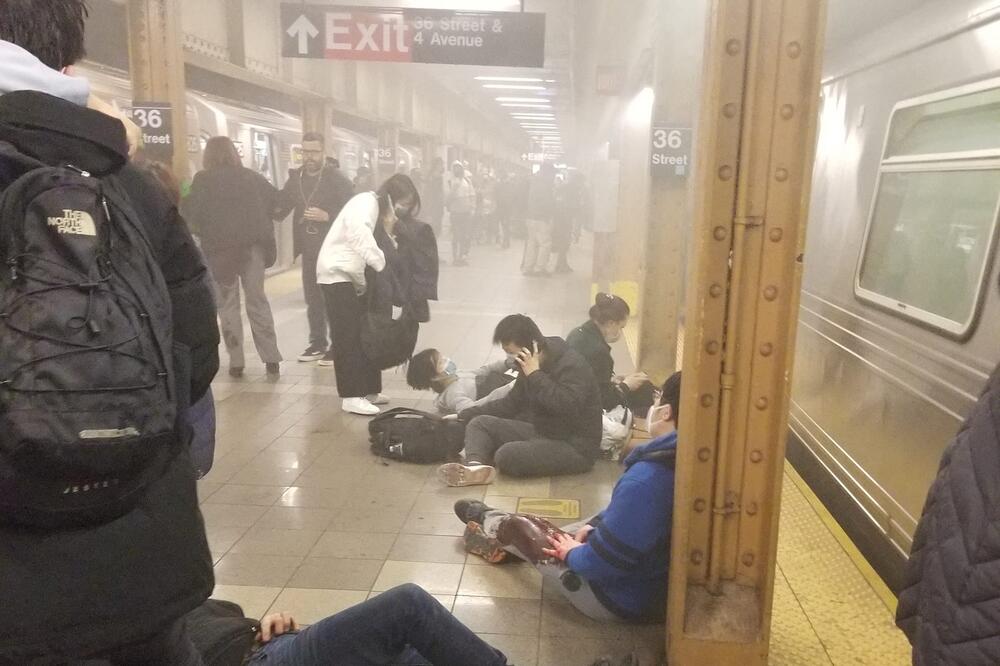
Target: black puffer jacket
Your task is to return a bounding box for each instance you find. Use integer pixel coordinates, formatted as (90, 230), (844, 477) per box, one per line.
(459, 337), (602, 458)
(0, 91), (219, 660)
(275, 159), (354, 258)
(896, 365), (1000, 665)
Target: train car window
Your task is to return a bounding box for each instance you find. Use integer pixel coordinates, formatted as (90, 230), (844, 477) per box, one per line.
(856, 78), (1000, 338)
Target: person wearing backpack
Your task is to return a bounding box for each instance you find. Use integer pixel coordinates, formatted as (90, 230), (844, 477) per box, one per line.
(184, 136), (283, 379)
(0, 2), (220, 662)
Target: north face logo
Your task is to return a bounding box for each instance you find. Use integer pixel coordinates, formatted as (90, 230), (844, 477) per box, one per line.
(47, 209), (97, 236)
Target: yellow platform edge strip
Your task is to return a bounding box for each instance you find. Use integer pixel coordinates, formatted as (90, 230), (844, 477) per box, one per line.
(783, 461), (898, 615)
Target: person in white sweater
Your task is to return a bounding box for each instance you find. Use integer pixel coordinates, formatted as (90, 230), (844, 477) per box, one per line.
(317, 175), (420, 415)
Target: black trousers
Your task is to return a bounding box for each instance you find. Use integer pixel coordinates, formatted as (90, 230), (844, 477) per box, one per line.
(322, 282), (382, 398)
(301, 246), (329, 350)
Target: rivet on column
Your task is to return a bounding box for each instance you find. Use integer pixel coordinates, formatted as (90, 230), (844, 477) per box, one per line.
(769, 228), (784, 242)
(749, 450), (763, 463)
(759, 342), (774, 357)
(726, 39), (741, 55)
(763, 285), (778, 301)
(709, 283), (724, 297)
(786, 41), (802, 58)
(700, 394), (714, 408)
(691, 550), (705, 565)
(705, 340), (720, 355)
(755, 397), (769, 410)
(718, 165), (734, 180)
(698, 447), (712, 462)
(694, 499), (707, 513)
(746, 502), (759, 516)
(713, 226), (728, 241)
(742, 552), (755, 567)
(775, 167), (789, 182)
(780, 104), (795, 120)
(722, 103), (738, 118)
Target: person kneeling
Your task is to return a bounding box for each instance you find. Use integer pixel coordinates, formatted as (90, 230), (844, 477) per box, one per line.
(406, 348), (515, 415)
(452, 372), (682, 623)
(437, 314), (603, 486)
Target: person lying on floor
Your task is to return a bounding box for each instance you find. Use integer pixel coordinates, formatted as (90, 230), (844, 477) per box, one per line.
(452, 371), (681, 624)
(227, 584), (508, 665)
(437, 313), (603, 486)
(406, 347), (516, 415)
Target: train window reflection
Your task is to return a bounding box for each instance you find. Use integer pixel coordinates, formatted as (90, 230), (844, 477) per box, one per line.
(858, 169), (1000, 329)
(857, 79), (1000, 337)
(886, 87), (1000, 158)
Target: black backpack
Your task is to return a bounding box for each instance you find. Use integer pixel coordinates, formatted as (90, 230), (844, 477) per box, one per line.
(0, 155), (180, 528)
(369, 407), (465, 463)
(185, 599), (260, 666)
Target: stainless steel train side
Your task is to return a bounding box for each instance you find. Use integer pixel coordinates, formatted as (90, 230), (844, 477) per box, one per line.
(790, 0), (1000, 590)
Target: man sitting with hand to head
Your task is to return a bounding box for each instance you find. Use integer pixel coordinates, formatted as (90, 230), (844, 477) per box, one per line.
(437, 314), (603, 486)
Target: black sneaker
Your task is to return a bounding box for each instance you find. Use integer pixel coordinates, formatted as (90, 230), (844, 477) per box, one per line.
(454, 499), (494, 524)
(298, 345), (326, 362)
(228, 367), (244, 378)
(265, 362), (280, 376)
(317, 350), (335, 367)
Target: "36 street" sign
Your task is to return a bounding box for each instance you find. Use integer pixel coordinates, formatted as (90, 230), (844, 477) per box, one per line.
(281, 4), (545, 67)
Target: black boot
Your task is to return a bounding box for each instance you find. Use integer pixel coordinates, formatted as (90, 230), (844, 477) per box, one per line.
(454, 499), (494, 524)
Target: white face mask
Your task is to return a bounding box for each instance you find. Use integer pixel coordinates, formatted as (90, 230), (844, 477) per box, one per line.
(647, 404), (672, 435)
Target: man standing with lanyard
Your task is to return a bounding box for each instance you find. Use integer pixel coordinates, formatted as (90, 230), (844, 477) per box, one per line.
(276, 132), (355, 365)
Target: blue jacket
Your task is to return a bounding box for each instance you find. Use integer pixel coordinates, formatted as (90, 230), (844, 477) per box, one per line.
(565, 431), (676, 621)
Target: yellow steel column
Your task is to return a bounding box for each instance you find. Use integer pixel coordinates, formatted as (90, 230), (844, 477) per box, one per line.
(126, 0), (188, 181)
(666, 0), (826, 662)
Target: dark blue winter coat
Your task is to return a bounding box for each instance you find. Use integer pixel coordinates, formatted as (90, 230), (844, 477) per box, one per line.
(896, 367), (1000, 665)
(565, 431), (676, 621)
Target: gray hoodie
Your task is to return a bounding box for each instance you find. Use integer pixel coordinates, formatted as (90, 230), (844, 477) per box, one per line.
(0, 40), (90, 104)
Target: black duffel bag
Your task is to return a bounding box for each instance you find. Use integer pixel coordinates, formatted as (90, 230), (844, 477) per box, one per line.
(185, 599), (259, 666)
(369, 408), (465, 463)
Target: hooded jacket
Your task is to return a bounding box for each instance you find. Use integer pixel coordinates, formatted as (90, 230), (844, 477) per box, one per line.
(0, 91), (219, 660)
(566, 319), (628, 411)
(0, 40), (89, 104)
(895, 366), (1000, 665)
(566, 432), (676, 622)
(459, 337), (603, 458)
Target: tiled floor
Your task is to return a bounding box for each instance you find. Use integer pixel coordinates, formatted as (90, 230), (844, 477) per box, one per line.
(200, 235), (910, 665)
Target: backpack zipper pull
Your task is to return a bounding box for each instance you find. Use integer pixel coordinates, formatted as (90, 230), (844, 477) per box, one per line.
(66, 164), (91, 178)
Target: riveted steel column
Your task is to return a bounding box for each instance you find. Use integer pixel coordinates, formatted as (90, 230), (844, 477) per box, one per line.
(667, 0), (825, 662)
(126, 0), (189, 180)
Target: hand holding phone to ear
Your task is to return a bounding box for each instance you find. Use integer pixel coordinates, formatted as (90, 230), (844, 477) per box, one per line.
(516, 341), (541, 376)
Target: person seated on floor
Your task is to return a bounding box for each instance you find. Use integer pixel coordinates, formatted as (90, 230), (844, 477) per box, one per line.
(437, 313), (603, 486)
(566, 293), (657, 418)
(452, 371), (682, 624)
(406, 348), (516, 415)
(215, 584), (509, 665)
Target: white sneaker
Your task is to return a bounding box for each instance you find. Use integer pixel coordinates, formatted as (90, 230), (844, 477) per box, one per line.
(342, 397), (380, 416)
(437, 463), (497, 487)
(366, 393), (390, 405)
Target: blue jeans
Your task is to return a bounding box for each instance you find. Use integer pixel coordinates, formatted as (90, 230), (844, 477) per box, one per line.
(247, 584), (508, 666)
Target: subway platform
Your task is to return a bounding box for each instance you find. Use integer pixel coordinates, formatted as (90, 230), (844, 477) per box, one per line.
(199, 236), (912, 665)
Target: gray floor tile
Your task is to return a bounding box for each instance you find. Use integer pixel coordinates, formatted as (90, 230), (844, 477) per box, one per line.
(309, 531), (398, 559)
(388, 533), (468, 564)
(453, 596), (542, 635)
(213, 552), (303, 587)
(287, 557), (383, 590)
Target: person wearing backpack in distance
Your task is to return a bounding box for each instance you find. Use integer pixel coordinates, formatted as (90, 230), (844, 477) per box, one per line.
(406, 347), (516, 415)
(452, 372), (681, 624)
(437, 314), (603, 486)
(0, 2), (220, 663)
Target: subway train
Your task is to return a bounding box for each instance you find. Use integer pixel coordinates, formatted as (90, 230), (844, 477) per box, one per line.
(789, 1), (1000, 591)
(77, 63), (380, 272)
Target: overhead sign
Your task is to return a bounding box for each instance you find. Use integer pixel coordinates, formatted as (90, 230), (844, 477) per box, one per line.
(650, 126), (692, 177)
(280, 4), (545, 67)
(376, 145), (396, 167)
(127, 102), (173, 163)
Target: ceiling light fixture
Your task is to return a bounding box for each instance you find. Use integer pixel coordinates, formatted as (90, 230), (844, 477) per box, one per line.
(496, 97), (550, 103)
(483, 84), (546, 90)
(475, 76), (544, 82)
(502, 103), (552, 108)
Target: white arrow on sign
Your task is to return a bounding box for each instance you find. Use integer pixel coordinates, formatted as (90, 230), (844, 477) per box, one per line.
(287, 15), (319, 55)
